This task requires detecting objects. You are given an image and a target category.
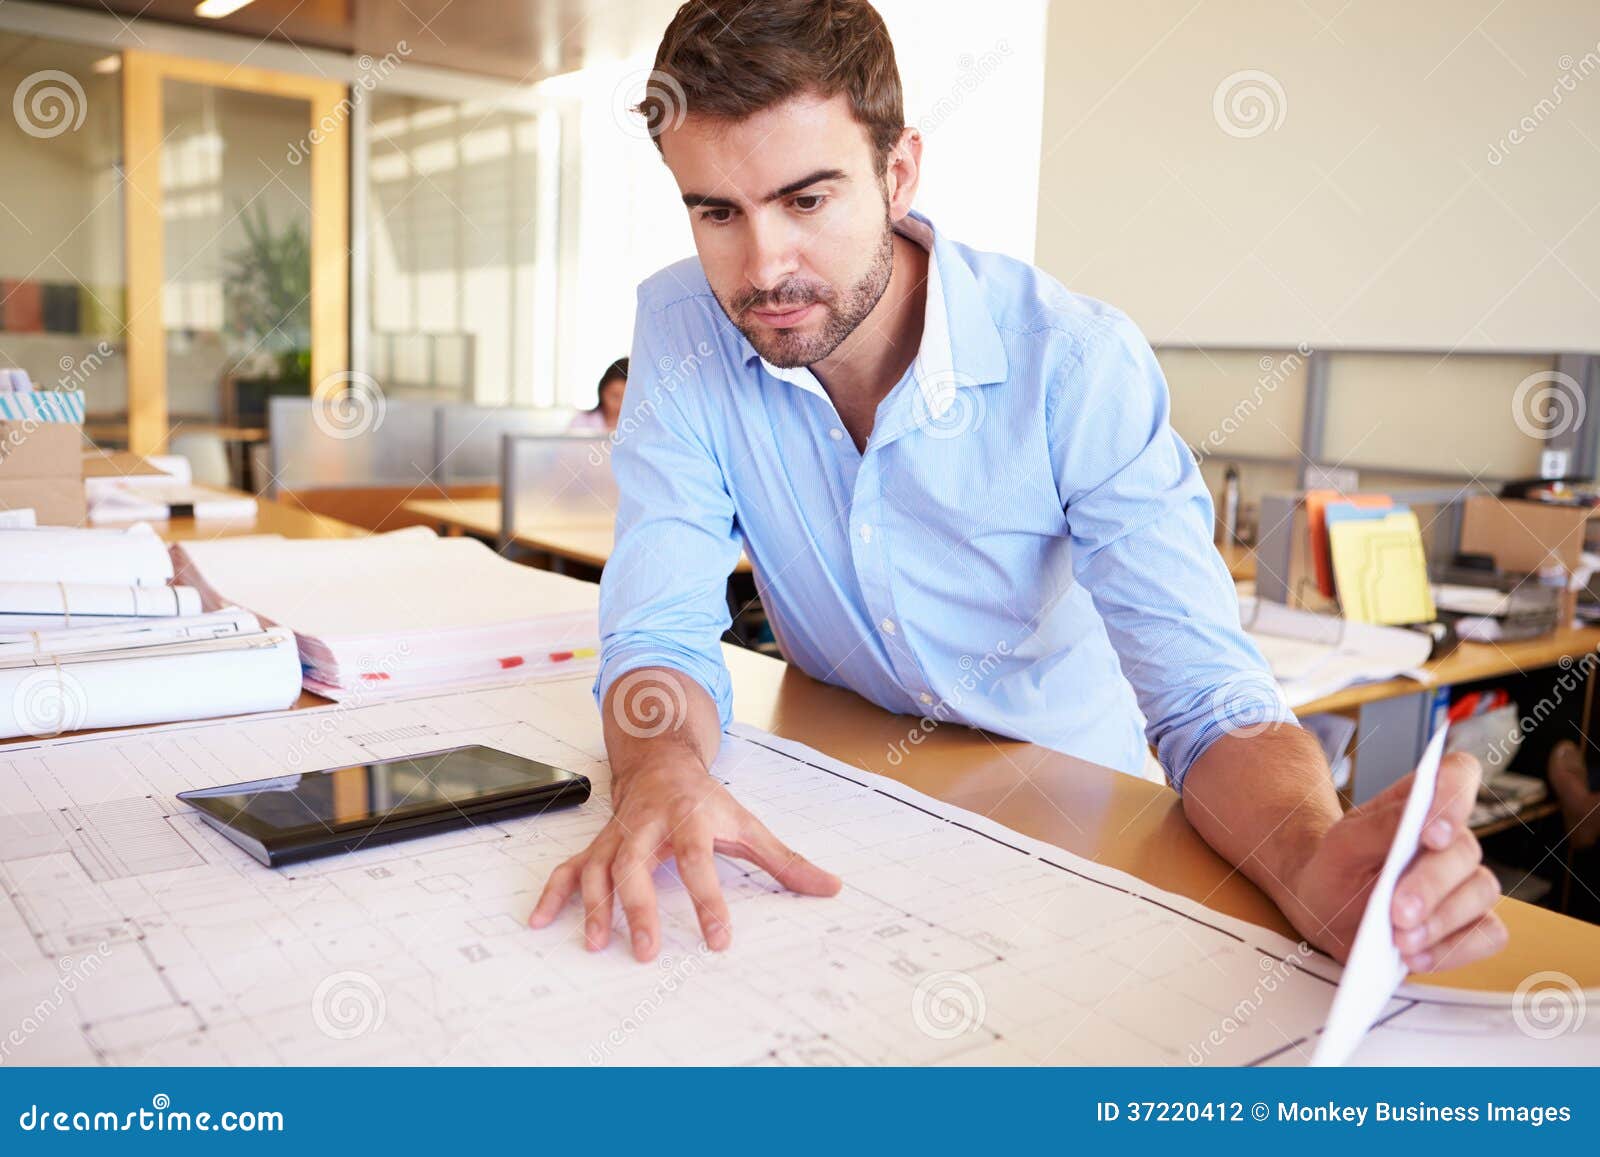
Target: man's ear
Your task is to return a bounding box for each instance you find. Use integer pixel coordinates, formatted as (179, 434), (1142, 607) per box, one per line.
(884, 126), (922, 220)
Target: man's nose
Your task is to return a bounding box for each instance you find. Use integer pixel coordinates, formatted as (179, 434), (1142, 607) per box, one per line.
(744, 216), (801, 292)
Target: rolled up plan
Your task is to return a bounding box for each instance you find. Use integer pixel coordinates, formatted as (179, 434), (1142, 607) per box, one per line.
(0, 582), (200, 629)
(0, 607), (261, 659)
(0, 627), (303, 740)
(0, 525), (173, 586)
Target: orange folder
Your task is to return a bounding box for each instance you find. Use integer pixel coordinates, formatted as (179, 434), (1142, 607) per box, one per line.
(1306, 490), (1392, 598)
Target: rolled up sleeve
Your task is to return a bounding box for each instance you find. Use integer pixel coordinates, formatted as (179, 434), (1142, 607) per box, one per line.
(1049, 310), (1296, 791)
(593, 296), (742, 729)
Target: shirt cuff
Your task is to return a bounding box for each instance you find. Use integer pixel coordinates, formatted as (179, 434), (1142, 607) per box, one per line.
(1155, 676), (1299, 793)
(593, 640), (734, 733)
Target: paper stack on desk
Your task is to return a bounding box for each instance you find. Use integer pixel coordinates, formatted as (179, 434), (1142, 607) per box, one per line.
(1241, 595), (1433, 707)
(0, 524), (303, 740)
(170, 526), (602, 699)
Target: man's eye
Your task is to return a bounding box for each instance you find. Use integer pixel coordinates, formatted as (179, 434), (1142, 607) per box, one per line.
(700, 208), (734, 225)
(792, 195), (826, 212)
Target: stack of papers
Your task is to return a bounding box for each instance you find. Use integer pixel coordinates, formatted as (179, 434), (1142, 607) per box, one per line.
(0, 523), (173, 585)
(170, 526), (601, 699)
(1242, 595), (1433, 708)
(0, 527), (301, 740)
(87, 479), (258, 524)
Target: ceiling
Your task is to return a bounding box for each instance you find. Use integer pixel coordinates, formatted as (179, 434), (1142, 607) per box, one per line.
(45, 0), (677, 82)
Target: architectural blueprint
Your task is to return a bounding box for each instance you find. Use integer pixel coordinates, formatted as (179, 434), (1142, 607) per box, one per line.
(0, 676), (1592, 1066)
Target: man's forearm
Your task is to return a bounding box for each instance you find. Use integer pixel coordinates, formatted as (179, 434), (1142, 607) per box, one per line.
(1181, 724), (1341, 922)
(600, 666), (724, 802)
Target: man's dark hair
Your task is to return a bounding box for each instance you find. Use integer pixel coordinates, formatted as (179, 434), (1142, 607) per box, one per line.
(638, 0), (906, 171)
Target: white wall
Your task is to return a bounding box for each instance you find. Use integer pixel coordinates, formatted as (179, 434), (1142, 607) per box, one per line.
(1035, 0), (1600, 351)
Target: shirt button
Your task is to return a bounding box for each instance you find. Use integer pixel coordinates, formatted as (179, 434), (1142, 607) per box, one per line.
(858, 523), (873, 543)
(828, 428), (844, 441)
(918, 691), (933, 705)
(880, 618), (897, 635)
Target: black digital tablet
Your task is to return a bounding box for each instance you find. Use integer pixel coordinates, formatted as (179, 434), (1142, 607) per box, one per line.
(176, 745), (591, 868)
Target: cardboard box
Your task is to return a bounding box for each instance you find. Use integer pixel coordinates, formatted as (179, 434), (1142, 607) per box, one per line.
(1459, 496), (1600, 623)
(0, 477), (86, 526)
(0, 420), (82, 479)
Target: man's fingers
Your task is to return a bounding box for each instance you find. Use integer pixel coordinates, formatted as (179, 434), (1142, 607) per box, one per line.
(731, 820), (842, 897)
(528, 857), (581, 928)
(1404, 910), (1509, 974)
(671, 831), (733, 950)
(1421, 753), (1482, 850)
(1395, 865), (1502, 957)
(579, 857), (616, 951)
(1393, 831), (1483, 931)
(613, 843), (663, 962)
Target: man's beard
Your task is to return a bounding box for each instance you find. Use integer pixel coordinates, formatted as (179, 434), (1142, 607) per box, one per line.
(719, 224), (895, 369)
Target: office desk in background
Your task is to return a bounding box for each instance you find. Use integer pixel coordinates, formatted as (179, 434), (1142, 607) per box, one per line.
(404, 496), (754, 574)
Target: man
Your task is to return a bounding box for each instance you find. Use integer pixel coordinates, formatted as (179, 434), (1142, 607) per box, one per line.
(531, 0), (1505, 981)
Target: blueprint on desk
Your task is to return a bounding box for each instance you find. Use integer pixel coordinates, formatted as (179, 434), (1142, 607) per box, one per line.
(0, 677), (1592, 1066)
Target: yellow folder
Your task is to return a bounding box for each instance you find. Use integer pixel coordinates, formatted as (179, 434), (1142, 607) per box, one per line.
(1327, 509), (1436, 625)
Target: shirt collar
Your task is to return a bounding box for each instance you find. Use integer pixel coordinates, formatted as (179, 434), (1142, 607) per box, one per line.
(742, 210), (1008, 418)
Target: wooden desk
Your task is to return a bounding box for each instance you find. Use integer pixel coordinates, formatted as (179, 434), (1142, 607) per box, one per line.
(97, 493), (367, 544)
(722, 644), (1600, 993)
(405, 497), (753, 574)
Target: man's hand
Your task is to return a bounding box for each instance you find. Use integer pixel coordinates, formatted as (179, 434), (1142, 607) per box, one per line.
(528, 762), (841, 960)
(1284, 751), (1505, 972)
(528, 667), (840, 962)
(1185, 726), (1508, 975)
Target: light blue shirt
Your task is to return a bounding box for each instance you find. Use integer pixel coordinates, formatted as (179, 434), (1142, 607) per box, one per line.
(595, 211), (1292, 789)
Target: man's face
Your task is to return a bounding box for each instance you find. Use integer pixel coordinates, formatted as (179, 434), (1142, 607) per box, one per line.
(659, 92), (901, 368)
